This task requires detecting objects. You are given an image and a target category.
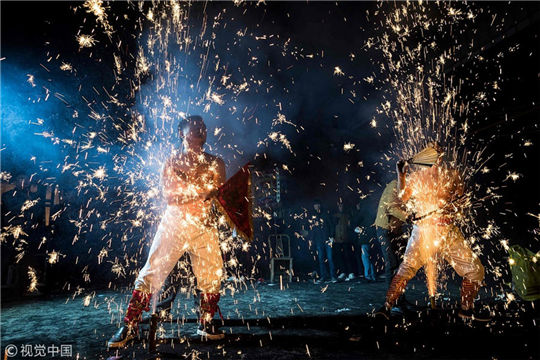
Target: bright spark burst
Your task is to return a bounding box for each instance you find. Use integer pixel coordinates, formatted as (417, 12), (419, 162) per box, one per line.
(48, 251), (60, 264)
(333, 66), (344, 76)
(93, 167), (106, 180)
(26, 74), (36, 87)
(504, 172), (521, 182)
(60, 62), (73, 71)
(77, 34), (97, 48)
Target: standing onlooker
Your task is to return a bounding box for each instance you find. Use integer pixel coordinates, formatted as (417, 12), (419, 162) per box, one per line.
(334, 201), (357, 281)
(351, 201), (376, 282)
(374, 178), (410, 310)
(307, 199), (336, 283)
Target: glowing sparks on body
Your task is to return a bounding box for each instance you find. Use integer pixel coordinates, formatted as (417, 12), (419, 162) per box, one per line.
(367, 1), (512, 298)
(1, 2), (532, 344)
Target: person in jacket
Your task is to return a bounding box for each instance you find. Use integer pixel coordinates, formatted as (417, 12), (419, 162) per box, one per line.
(308, 199), (337, 283)
(334, 202), (357, 281)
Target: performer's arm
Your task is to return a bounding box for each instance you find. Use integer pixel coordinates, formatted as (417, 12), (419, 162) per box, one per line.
(202, 158), (226, 201)
(387, 202), (408, 222)
(161, 159), (196, 205)
(443, 168), (467, 216)
(396, 160), (412, 202)
(162, 160), (175, 201)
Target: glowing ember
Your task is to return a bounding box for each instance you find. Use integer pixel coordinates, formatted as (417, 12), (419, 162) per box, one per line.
(27, 267), (38, 293)
(77, 34), (97, 48)
(333, 66), (344, 76)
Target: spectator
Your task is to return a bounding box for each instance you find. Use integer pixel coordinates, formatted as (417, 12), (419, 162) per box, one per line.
(334, 201), (357, 281)
(373, 179), (412, 312)
(306, 199), (336, 283)
(351, 201), (376, 282)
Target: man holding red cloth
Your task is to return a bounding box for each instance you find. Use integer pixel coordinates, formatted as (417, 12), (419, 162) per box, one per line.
(108, 115), (252, 348)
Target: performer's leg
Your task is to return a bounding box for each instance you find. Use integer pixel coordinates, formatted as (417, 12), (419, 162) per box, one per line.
(384, 225), (424, 308)
(155, 267), (179, 314)
(442, 226), (485, 311)
(190, 227), (223, 294)
(189, 226), (225, 339)
(393, 227), (415, 306)
(108, 211), (186, 348)
(134, 220), (186, 294)
(360, 244), (369, 279)
(369, 261), (376, 281)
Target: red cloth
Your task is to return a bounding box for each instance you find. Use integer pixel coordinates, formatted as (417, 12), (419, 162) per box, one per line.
(213, 163), (253, 241)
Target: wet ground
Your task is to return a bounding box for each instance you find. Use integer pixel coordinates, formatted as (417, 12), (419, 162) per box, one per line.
(2, 278), (539, 359)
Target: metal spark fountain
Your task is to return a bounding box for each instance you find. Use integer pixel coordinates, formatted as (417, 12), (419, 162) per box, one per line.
(366, 1), (510, 301)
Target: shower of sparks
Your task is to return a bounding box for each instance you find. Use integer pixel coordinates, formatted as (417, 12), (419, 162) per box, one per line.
(1, 1), (307, 328)
(83, 294), (92, 306)
(83, 0), (113, 36)
(1, 2), (536, 349)
(83, 0), (106, 21)
(365, 1), (518, 298)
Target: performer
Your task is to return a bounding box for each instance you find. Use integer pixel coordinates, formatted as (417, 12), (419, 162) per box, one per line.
(373, 177), (412, 310)
(376, 153), (490, 321)
(108, 115), (227, 348)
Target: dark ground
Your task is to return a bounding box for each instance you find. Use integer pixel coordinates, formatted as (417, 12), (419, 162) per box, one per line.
(2, 278), (539, 360)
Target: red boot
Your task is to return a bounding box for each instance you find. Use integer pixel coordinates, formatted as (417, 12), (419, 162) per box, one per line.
(374, 274), (409, 320)
(196, 292), (224, 340)
(458, 278), (491, 321)
(107, 290), (152, 348)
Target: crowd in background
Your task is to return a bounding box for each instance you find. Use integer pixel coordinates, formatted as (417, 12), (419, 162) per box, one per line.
(1, 170), (397, 299)
(1, 174), (92, 300)
(305, 198), (381, 284)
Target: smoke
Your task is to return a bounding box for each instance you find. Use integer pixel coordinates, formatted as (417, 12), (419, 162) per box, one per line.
(1, 62), (69, 182)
